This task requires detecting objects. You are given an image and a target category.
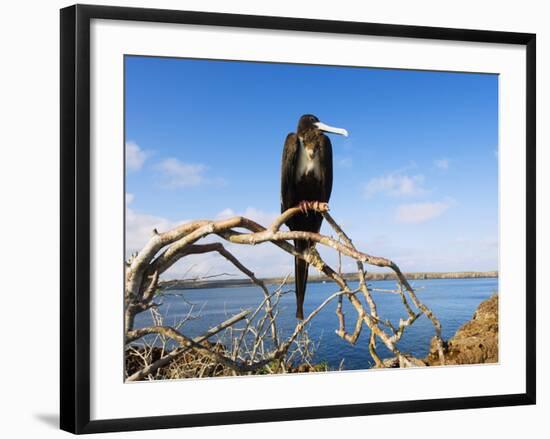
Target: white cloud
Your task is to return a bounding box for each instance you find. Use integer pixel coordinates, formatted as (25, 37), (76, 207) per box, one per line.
(434, 158), (450, 170)
(161, 240), (294, 282)
(364, 172), (425, 198)
(156, 158), (209, 188)
(216, 206), (291, 277)
(125, 201), (228, 279)
(395, 201), (450, 224)
(216, 208), (235, 219)
(125, 192), (186, 255)
(336, 157), (353, 168)
(126, 208), (183, 257)
(216, 207), (278, 227)
(454, 236), (498, 251)
(126, 203), (291, 279)
(126, 141), (148, 171)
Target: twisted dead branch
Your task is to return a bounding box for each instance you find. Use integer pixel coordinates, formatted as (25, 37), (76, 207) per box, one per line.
(125, 205), (445, 380)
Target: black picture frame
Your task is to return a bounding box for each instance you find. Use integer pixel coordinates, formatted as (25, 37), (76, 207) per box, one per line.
(60, 4), (536, 434)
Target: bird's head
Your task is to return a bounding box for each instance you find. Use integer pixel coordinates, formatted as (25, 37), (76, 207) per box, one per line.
(297, 114), (348, 138)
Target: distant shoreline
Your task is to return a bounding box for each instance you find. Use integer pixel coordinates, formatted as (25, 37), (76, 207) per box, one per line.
(160, 271), (498, 291)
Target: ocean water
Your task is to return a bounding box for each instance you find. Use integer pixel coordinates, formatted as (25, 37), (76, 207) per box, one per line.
(133, 277), (498, 371)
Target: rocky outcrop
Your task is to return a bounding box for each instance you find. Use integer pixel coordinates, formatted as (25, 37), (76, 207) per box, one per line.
(380, 293), (499, 368)
(425, 293), (499, 366)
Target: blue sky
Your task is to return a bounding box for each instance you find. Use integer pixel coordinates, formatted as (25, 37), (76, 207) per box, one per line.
(125, 55), (498, 278)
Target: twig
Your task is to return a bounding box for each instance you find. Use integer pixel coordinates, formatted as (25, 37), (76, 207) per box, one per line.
(125, 205), (447, 377)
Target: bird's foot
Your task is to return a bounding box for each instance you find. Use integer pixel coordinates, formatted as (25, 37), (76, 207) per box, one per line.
(296, 201), (330, 214)
(297, 201), (310, 215)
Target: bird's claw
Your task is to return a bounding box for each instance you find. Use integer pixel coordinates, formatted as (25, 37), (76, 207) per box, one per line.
(296, 201), (330, 215)
(298, 201), (309, 215)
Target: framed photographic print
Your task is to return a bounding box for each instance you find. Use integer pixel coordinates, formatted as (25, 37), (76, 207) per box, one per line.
(60, 4), (536, 434)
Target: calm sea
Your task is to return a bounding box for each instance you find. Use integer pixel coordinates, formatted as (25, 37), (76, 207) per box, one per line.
(134, 277), (498, 371)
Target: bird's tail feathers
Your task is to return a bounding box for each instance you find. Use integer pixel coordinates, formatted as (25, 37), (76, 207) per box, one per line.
(294, 239), (310, 320)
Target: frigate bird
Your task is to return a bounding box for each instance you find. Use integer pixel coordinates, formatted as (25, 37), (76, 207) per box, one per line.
(280, 114), (348, 319)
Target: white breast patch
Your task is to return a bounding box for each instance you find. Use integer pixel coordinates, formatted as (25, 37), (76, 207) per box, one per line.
(295, 137), (321, 182)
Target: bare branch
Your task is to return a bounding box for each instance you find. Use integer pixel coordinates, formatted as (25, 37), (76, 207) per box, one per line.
(126, 309), (250, 381)
(125, 206), (447, 379)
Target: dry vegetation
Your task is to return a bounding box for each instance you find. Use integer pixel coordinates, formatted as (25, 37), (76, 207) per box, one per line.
(124, 204), (448, 381)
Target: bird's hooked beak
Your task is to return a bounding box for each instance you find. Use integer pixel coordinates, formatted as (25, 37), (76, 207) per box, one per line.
(314, 121), (348, 137)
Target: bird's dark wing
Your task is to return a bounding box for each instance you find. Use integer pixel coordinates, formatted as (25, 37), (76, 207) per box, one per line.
(318, 134), (333, 202)
(281, 133), (299, 214)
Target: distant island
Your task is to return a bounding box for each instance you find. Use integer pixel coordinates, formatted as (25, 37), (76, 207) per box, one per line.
(159, 271), (498, 291)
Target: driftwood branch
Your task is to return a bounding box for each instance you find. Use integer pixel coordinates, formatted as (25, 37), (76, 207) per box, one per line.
(125, 205), (445, 379)
(126, 309), (250, 381)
